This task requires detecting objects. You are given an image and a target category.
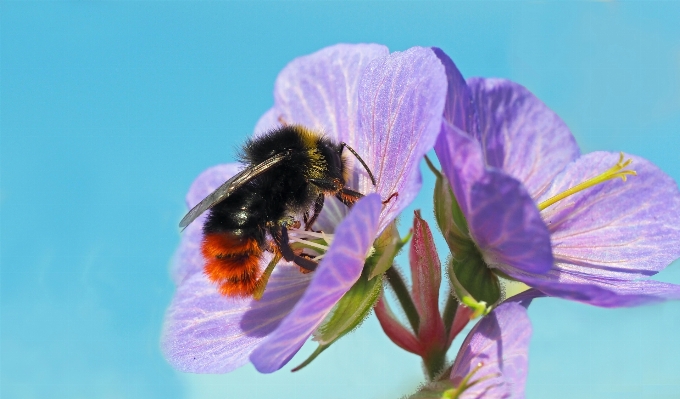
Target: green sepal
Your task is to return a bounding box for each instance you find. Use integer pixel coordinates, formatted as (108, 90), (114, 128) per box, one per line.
(293, 265), (383, 371)
(447, 260), (491, 319)
(432, 169), (470, 249)
(314, 266), (383, 345)
(427, 159), (501, 310)
(366, 222), (411, 280)
(449, 246), (500, 313)
(291, 344), (328, 372)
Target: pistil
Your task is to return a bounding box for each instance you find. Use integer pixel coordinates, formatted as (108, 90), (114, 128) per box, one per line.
(538, 152), (636, 211)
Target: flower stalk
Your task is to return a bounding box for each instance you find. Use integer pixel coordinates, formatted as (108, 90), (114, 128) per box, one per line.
(375, 211), (473, 381)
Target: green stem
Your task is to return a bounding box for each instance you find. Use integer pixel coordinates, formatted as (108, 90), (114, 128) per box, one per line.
(385, 266), (420, 334)
(441, 291), (458, 340)
(423, 154), (441, 177)
(424, 349), (447, 381)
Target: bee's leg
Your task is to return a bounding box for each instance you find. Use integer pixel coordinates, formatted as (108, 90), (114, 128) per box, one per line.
(382, 192), (399, 205)
(304, 193), (325, 230)
(269, 225), (318, 272)
(309, 177), (343, 192)
(336, 187), (398, 209)
(335, 187), (363, 208)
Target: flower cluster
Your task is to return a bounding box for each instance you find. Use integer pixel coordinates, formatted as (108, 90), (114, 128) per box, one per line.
(161, 43), (680, 397)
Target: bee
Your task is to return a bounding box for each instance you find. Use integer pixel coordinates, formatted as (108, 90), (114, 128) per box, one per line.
(179, 125), (377, 297)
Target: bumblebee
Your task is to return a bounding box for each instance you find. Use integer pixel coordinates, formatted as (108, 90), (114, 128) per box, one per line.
(179, 125), (376, 297)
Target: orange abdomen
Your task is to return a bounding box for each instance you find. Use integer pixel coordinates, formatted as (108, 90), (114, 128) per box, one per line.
(201, 232), (264, 297)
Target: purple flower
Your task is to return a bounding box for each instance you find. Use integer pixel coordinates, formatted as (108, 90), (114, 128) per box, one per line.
(447, 301), (532, 399)
(434, 49), (680, 308)
(161, 44), (447, 373)
(409, 300), (533, 399)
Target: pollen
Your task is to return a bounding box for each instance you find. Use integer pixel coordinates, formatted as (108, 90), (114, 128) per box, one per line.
(538, 152), (637, 211)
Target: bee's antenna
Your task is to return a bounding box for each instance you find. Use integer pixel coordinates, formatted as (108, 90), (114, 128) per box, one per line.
(340, 142), (377, 187)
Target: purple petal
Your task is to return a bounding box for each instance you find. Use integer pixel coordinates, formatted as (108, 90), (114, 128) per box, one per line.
(435, 121), (485, 214)
(253, 107), (281, 136)
(273, 43), (388, 145)
(539, 152), (680, 281)
(173, 164), (243, 283)
(250, 194), (382, 373)
(357, 47), (447, 231)
(470, 171), (553, 276)
(172, 219), (205, 285)
(161, 262), (312, 373)
(519, 275), (680, 308)
(432, 48), (478, 136)
(450, 302), (532, 399)
(468, 78), (580, 199)
(436, 123), (553, 275)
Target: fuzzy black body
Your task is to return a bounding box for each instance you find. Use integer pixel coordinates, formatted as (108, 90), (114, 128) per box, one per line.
(204, 126), (346, 243)
(200, 125), (353, 297)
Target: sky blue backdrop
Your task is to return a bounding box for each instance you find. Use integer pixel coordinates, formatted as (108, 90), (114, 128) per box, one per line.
(2, 2), (679, 399)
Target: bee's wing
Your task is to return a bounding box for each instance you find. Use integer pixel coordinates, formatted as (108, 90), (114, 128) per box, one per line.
(178, 152), (290, 228)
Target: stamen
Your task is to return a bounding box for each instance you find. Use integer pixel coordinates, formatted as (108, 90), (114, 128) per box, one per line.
(538, 152), (636, 211)
(285, 227), (332, 265)
(443, 362), (498, 399)
(289, 225), (376, 265)
(288, 229), (334, 245)
(288, 238), (330, 252)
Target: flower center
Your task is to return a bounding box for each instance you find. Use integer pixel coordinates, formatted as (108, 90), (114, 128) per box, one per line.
(537, 152), (636, 211)
(253, 226), (377, 300)
(253, 228), (334, 300)
(287, 228), (334, 261)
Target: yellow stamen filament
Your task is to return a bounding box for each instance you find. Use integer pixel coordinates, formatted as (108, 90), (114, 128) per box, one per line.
(287, 227), (374, 264)
(289, 229), (333, 245)
(288, 228), (331, 261)
(290, 229), (329, 240)
(538, 152), (636, 211)
(443, 362), (498, 399)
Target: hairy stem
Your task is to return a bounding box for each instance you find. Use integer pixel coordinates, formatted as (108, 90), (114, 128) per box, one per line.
(385, 266), (420, 334)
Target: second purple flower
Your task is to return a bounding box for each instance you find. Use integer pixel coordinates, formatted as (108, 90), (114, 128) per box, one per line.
(433, 48), (680, 309)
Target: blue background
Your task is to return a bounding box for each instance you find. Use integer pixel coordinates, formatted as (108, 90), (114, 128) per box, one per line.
(2, 2), (679, 398)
